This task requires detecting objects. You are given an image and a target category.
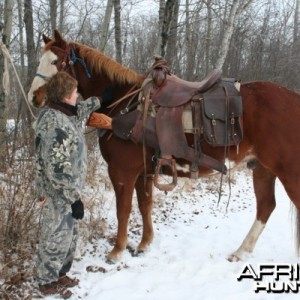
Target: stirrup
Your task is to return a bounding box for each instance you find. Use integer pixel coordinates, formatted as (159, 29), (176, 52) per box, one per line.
(154, 157), (177, 191)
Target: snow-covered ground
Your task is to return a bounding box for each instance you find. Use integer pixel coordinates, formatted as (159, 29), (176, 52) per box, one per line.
(44, 166), (299, 300)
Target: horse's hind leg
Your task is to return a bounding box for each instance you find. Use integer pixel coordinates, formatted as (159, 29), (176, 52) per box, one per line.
(228, 162), (276, 261)
(135, 175), (154, 254)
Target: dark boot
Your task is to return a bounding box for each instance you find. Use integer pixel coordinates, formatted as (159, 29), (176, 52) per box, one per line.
(58, 273), (79, 288)
(39, 282), (73, 299)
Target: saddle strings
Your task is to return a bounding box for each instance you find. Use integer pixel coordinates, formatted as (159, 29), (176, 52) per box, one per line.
(217, 86), (232, 211)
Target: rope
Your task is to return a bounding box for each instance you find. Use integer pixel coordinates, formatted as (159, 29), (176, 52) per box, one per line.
(0, 42), (37, 119)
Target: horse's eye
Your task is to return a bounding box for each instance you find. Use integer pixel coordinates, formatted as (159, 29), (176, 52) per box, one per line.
(51, 59), (58, 65)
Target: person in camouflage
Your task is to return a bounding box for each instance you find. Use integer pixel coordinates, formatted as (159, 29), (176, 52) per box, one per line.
(34, 72), (101, 297)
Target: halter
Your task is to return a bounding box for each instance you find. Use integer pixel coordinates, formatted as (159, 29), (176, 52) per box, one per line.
(35, 72), (51, 81)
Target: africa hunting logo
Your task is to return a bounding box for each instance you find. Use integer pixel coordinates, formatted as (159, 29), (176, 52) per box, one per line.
(237, 263), (300, 293)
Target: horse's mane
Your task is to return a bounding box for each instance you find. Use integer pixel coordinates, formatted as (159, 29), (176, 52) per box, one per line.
(73, 42), (144, 86)
(44, 40), (144, 86)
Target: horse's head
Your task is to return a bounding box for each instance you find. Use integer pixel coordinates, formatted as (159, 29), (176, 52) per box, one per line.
(28, 30), (75, 107)
(28, 30), (145, 109)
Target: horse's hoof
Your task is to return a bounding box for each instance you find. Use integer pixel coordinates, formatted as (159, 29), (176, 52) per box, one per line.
(126, 245), (136, 256)
(106, 251), (121, 264)
(227, 254), (241, 262)
(106, 257), (117, 264)
(132, 249), (145, 257)
(247, 159), (257, 170)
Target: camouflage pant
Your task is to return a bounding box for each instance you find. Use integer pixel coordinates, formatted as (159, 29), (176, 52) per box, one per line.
(35, 198), (79, 285)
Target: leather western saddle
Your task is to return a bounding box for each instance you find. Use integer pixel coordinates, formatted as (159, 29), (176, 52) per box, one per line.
(112, 57), (243, 191)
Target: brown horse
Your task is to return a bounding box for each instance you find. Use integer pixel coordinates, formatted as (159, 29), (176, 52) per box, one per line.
(28, 30), (300, 262)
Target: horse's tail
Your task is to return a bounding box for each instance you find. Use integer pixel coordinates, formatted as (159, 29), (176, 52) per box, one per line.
(296, 208), (300, 256)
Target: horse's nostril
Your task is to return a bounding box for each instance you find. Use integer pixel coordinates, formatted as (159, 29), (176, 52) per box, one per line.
(32, 95), (41, 108)
(32, 95), (37, 105)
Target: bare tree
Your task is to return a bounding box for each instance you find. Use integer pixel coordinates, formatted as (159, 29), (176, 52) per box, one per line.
(215, 0), (254, 70)
(184, 0), (204, 79)
(59, 0), (65, 32)
(154, 0), (166, 55)
(294, 0), (300, 42)
(17, 0), (25, 79)
(24, 0), (36, 87)
(165, 0), (179, 68)
(205, 0), (212, 74)
(99, 0), (114, 51)
(160, 0), (180, 58)
(0, 0), (14, 170)
(114, 0), (122, 63)
(49, 0), (57, 32)
(0, 27), (8, 170)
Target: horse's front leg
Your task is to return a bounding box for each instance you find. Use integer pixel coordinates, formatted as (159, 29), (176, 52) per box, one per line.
(106, 168), (136, 262)
(135, 175), (154, 254)
(228, 162), (276, 261)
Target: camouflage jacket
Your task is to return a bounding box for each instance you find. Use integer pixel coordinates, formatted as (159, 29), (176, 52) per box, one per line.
(34, 97), (100, 206)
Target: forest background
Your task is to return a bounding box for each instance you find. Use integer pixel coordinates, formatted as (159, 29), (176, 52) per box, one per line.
(0, 0), (300, 297)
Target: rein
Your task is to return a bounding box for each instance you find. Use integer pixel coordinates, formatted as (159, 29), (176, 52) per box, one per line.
(107, 86), (142, 109)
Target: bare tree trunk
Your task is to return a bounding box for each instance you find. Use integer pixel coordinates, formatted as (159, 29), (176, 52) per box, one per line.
(17, 0), (25, 79)
(215, 0), (240, 69)
(24, 0), (36, 138)
(205, 0), (212, 74)
(59, 0), (65, 33)
(24, 0), (36, 87)
(0, 29), (8, 170)
(0, 0), (14, 170)
(294, 0), (300, 42)
(49, 0), (57, 32)
(184, 0), (193, 79)
(114, 0), (122, 63)
(165, 0), (179, 68)
(215, 0), (253, 69)
(99, 0), (114, 51)
(3, 0), (14, 46)
(154, 0), (166, 55)
(160, 0), (179, 58)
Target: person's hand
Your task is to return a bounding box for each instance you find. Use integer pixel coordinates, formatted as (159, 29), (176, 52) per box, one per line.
(89, 96), (102, 105)
(71, 199), (84, 220)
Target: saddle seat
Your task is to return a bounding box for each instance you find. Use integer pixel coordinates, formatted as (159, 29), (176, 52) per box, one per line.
(152, 69), (222, 107)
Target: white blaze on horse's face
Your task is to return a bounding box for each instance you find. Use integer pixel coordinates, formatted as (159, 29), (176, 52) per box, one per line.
(28, 50), (58, 105)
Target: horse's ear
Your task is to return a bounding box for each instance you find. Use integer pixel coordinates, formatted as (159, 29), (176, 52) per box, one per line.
(54, 29), (64, 42)
(42, 34), (52, 44)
